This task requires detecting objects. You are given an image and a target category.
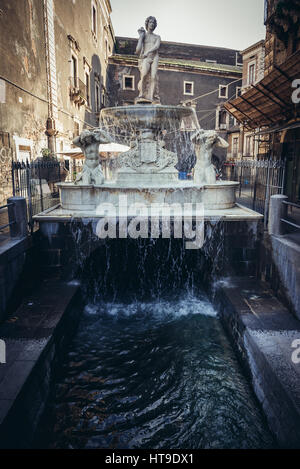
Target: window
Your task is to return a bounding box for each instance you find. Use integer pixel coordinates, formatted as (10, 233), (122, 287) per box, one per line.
(184, 81), (194, 96)
(236, 87), (241, 98)
(219, 110), (227, 129)
(71, 55), (77, 87)
(123, 75), (135, 90)
(233, 137), (239, 157)
(248, 62), (256, 85)
(219, 85), (228, 99)
(95, 82), (100, 111)
(264, 0), (268, 24)
(0, 79), (5, 103)
(236, 52), (243, 67)
(74, 121), (80, 138)
(84, 59), (91, 107)
(13, 137), (33, 162)
(92, 2), (97, 36)
(85, 72), (90, 107)
(245, 135), (253, 156)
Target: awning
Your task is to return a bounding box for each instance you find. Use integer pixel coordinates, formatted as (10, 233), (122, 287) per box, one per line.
(224, 50), (300, 130)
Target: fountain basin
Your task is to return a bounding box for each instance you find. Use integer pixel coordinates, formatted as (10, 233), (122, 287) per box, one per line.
(101, 104), (195, 133)
(57, 181), (239, 211)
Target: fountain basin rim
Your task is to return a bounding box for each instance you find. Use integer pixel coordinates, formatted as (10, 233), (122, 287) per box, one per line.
(100, 104), (196, 132)
(57, 181), (240, 190)
(101, 104), (195, 115)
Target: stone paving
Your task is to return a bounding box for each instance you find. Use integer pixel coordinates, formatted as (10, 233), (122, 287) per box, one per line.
(218, 277), (300, 448)
(0, 279), (79, 448)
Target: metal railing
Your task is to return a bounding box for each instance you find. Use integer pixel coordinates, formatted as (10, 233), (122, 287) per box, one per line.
(12, 159), (63, 229)
(223, 158), (285, 223)
(0, 203), (15, 232)
(281, 200), (300, 231)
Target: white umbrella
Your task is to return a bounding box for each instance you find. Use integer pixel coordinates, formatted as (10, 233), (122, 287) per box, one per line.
(99, 142), (130, 152)
(57, 143), (129, 159)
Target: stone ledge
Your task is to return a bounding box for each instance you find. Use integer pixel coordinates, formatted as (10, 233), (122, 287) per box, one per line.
(217, 277), (300, 448)
(0, 279), (80, 448)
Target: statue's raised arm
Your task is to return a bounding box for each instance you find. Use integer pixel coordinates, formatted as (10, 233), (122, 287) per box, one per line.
(136, 27), (146, 56)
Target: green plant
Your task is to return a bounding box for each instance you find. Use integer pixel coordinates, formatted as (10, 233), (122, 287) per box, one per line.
(41, 148), (55, 160)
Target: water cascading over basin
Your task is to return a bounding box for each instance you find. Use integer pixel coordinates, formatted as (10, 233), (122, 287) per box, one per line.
(58, 103), (239, 212)
(101, 104), (194, 185)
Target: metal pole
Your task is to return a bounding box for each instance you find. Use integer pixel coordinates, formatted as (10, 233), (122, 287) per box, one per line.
(11, 161), (16, 197)
(38, 161), (44, 212)
(26, 162), (33, 233)
(264, 160), (271, 230)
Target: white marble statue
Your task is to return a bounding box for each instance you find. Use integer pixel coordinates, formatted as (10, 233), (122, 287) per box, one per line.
(191, 129), (229, 184)
(73, 129), (111, 185)
(135, 16), (161, 104)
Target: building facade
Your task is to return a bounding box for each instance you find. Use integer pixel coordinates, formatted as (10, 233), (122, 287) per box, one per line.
(107, 37), (242, 165)
(226, 40), (265, 161)
(224, 0), (300, 205)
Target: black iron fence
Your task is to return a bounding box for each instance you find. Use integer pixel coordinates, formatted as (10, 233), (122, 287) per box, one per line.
(281, 200), (300, 232)
(223, 158), (285, 223)
(12, 160), (62, 229)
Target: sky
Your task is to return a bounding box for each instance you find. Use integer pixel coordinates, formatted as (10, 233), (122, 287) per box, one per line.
(110, 0), (266, 51)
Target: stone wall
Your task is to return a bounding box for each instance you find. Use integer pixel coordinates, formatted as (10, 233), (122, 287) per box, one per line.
(0, 146), (13, 206)
(259, 232), (300, 320)
(35, 218), (263, 284)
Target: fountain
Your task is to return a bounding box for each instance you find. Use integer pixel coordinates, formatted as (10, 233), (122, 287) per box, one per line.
(41, 16), (260, 222)
(58, 16), (238, 214)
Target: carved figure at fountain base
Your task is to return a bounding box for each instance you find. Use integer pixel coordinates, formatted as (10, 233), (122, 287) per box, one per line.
(73, 129), (111, 185)
(191, 130), (229, 185)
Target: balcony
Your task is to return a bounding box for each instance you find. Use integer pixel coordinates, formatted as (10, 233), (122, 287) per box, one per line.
(69, 77), (86, 106)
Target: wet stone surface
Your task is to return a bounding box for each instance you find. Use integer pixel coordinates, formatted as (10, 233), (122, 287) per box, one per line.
(38, 293), (276, 449)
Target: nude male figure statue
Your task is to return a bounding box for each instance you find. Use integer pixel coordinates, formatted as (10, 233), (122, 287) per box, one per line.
(135, 16), (161, 104)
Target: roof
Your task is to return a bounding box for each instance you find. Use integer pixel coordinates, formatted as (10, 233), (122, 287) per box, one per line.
(109, 54), (243, 76)
(223, 50), (300, 130)
(116, 36), (241, 53)
(240, 39), (265, 56)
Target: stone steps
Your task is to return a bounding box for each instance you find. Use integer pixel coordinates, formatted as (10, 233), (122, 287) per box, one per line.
(217, 277), (300, 448)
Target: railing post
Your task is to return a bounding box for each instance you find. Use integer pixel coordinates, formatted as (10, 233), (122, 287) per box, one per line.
(268, 194), (288, 236)
(264, 160), (271, 230)
(11, 161), (16, 197)
(26, 162), (33, 233)
(7, 196), (28, 238)
(38, 162), (44, 212)
(252, 162), (258, 211)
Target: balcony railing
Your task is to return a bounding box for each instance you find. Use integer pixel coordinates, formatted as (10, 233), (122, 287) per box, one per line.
(69, 77), (87, 106)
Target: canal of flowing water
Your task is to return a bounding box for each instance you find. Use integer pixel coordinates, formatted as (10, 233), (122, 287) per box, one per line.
(38, 237), (276, 449)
